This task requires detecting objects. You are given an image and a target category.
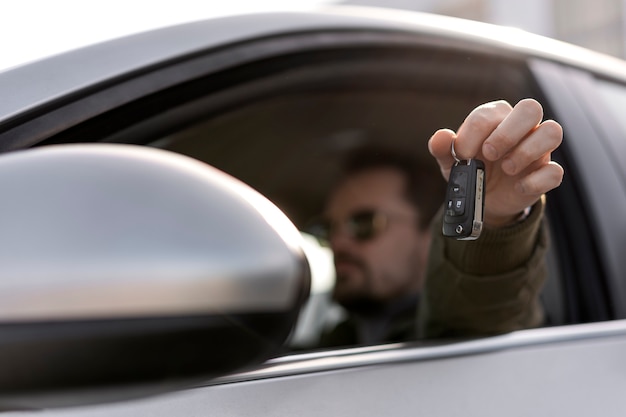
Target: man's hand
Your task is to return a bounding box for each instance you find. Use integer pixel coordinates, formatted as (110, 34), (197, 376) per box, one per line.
(428, 99), (564, 227)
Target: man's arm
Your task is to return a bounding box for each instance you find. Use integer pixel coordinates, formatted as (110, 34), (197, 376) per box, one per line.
(419, 99), (563, 338)
(419, 197), (547, 338)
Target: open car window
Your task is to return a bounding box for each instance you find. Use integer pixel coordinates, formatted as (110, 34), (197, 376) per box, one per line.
(138, 44), (563, 350)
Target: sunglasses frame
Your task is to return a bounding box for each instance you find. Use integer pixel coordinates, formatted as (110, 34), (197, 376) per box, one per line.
(307, 209), (393, 243)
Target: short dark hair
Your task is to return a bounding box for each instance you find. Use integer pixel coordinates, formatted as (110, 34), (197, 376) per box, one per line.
(339, 146), (446, 230)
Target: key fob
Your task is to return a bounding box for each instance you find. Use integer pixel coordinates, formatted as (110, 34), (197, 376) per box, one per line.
(442, 159), (485, 240)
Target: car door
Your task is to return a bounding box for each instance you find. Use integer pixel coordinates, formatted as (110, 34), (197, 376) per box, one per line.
(1, 8), (626, 416)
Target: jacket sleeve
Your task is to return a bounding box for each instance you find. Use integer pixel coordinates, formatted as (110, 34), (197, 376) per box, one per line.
(418, 195), (548, 339)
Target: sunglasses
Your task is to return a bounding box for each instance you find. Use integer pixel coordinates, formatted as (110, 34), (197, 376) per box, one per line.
(306, 209), (397, 243)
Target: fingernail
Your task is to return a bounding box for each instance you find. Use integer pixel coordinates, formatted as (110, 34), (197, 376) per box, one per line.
(483, 143), (498, 160)
(502, 158), (516, 175)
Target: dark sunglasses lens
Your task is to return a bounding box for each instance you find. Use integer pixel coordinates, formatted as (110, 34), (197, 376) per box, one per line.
(349, 211), (379, 241)
(307, 211), (385, 242)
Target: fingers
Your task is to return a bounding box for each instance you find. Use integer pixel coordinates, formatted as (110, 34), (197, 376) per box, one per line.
(428, 99), (546, 176)
(453, 99), (545, 162)
(428, 98), (564, 196)
(428, 128), (456, 180)
(453, 100), (514, 160)
(481, 99), (544, 161)
(517, 161), (564, 195)
(501, 119), (563, 176)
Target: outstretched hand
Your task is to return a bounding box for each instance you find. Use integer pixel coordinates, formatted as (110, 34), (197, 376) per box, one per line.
(428, 99), (564, 227)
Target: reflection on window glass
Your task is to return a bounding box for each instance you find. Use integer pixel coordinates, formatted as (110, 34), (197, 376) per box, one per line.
(596, 78), (626, 134)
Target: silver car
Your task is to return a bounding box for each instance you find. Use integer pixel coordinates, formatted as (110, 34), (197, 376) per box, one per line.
(1, 5), (625, 416)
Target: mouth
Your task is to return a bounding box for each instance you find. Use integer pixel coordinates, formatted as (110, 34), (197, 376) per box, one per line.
(334, 256), (365, 279)
(335, 261), (360, 274)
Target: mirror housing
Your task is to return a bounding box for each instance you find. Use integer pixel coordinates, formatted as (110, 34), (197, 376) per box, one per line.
(0, 144), (310, 410)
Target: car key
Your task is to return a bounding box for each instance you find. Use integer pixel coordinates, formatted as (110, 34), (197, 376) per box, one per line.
(442, 158), (485, 240)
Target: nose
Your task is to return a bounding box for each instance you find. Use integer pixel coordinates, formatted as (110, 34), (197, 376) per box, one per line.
(328, 227), (358, 253)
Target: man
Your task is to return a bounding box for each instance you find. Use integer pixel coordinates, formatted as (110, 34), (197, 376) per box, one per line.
(314, 99), (563, 347)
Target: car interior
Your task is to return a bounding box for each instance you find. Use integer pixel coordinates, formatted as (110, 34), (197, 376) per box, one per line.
(36, 41), (576, 351)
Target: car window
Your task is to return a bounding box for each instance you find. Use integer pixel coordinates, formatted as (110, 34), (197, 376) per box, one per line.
(594, 78), (626, 169)
(148, 46), (560, 350)
(595, 79), (626, 134)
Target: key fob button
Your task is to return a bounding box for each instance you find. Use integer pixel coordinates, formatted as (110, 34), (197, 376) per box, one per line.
(450, 172), (467, 196)
(453, 198), (465, 215)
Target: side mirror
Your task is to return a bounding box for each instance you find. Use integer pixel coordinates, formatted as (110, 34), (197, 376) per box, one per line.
(0, 144), (310, 410)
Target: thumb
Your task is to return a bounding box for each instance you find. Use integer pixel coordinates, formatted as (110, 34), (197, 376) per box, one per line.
(428, 128), (456, 181)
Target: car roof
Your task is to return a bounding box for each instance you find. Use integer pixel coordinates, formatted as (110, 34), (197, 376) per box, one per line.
(0, 1), (340, 71)
(2, 5), (626, 125)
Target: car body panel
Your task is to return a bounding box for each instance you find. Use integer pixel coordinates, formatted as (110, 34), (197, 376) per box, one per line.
(5, 321), (626, 416)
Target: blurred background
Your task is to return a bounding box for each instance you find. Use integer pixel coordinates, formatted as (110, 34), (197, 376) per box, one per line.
(339, 0), (626, 58)
(4, 0), (625, 71)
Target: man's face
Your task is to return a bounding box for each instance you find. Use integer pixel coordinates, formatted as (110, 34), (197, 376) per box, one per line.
(324, 167), (432, 307)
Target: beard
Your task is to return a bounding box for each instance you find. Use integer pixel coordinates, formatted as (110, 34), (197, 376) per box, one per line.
(332, 250), (423, 315)
(332, 251), (383, 313)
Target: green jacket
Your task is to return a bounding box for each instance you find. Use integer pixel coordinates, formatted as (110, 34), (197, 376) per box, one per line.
(320, 197), (548, 347)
